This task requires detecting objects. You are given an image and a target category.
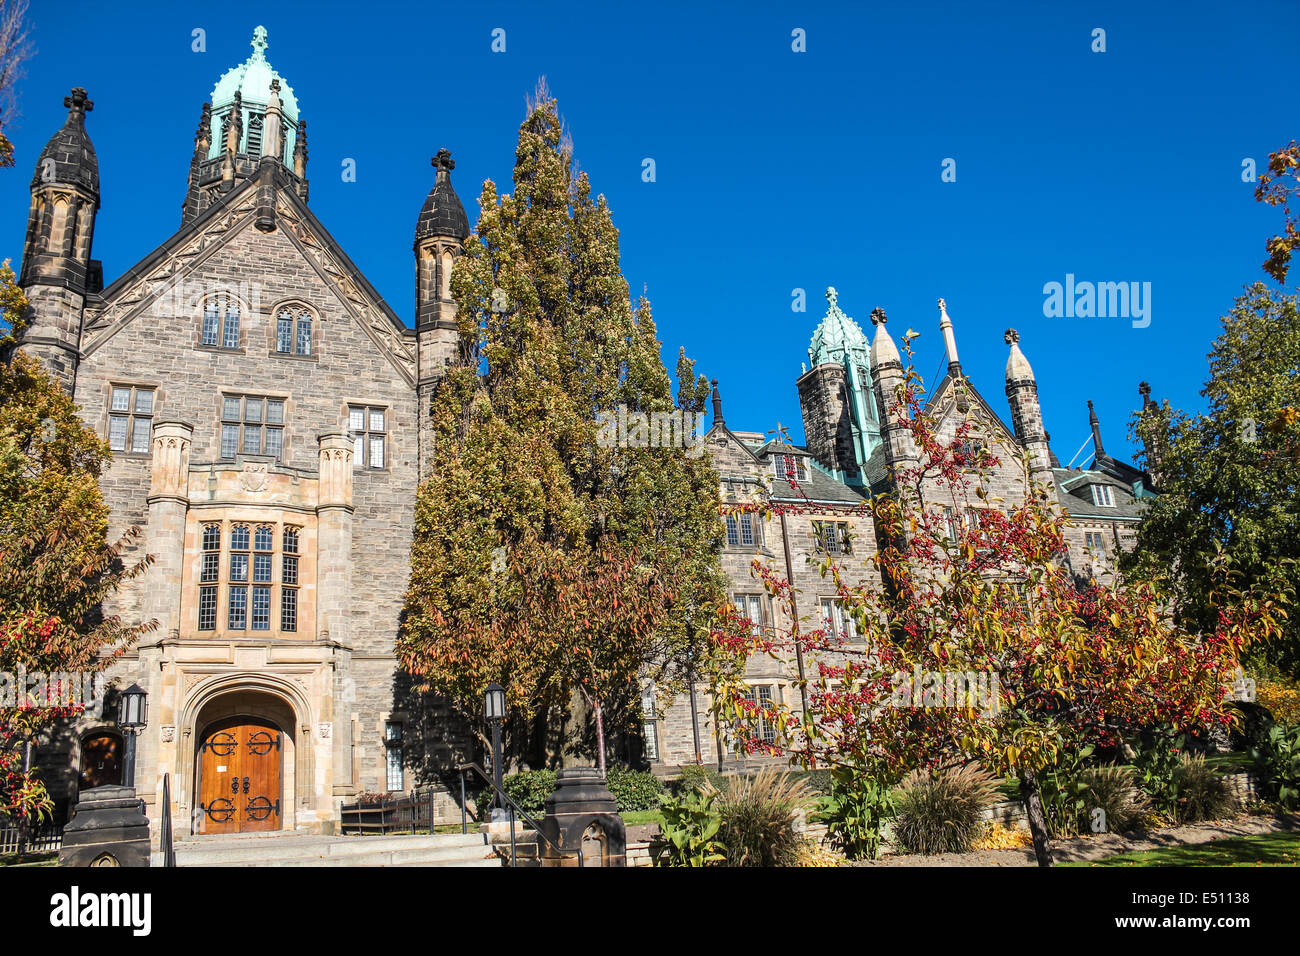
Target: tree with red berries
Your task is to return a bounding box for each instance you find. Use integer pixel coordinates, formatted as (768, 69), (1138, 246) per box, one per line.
(711, 344), (1289, 866)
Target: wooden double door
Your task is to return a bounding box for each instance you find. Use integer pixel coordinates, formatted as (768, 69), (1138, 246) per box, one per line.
(198, 717), (283, 834)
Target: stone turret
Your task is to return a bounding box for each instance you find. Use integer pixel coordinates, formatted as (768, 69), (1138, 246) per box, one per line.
(869, 307), (918, 474)
(414, 147), (470, 479)
(797, 287), (880, 484)
(1003, 329), (1054, 484)
(18, 87), (101, 391)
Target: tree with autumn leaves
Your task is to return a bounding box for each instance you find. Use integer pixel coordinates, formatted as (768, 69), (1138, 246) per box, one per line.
(710, 343), (1290, 866)
(398, 83), (726, 771)
(0, 263), (154, 822)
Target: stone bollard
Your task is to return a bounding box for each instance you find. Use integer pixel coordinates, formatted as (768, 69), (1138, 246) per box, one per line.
(539, 768), (626, 867)
(58, 786), (152, 867)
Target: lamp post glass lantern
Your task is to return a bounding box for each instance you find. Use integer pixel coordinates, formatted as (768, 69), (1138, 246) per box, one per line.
(484, 683), (506, 820)
(116, 683), (147, 789)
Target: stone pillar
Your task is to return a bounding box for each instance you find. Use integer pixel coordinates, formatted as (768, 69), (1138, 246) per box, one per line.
(316, 433), (353, 645)
(143, 421), (193, 637)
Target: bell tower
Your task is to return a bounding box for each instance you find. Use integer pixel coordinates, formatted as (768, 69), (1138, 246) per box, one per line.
(18, 88), (101, 392)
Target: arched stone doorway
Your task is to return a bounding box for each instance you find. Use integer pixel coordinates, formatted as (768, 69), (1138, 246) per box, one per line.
(190, 690), (298, 835)
(78, 731), (123, 790)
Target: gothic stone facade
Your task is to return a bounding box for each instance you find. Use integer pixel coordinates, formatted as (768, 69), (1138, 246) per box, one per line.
(18, 33), (1157, 823)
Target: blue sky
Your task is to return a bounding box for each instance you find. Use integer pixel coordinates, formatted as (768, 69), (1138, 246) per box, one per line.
(4, 0), (1295, 466)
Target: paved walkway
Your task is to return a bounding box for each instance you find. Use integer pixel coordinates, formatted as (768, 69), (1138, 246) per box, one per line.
(857, 813), (1299, 866)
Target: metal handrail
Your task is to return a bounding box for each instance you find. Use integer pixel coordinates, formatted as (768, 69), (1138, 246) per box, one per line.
(160, 773), (176, 867)
(457, 762), (583, 867)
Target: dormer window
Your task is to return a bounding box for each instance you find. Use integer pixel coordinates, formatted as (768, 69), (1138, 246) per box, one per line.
(1090, 484), (1115, 507)
(773, 454), (807, 482)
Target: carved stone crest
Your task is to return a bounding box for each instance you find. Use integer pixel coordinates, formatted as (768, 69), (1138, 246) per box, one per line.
(240, 461), (269, 493)
(318, 722), (332, 740)
(160, 725), (176, 743)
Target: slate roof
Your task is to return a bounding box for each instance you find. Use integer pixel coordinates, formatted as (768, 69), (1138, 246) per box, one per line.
(35, 92), (98, 197)
(415, 149), (470, 243)
(1051, 467), (1146, 520)
(741, 439), (871, 506)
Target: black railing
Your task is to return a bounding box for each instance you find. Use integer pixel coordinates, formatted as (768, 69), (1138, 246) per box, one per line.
(159, 774), (176, 867)
(458, 761), (582, 867)
(339, 788), (440, 835)
(0, 821), (61, 855)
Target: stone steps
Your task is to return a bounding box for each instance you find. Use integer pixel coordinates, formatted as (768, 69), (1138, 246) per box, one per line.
(157, 831), (499, 867)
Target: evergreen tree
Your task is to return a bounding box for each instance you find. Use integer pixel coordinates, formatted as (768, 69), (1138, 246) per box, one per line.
(0, 262), (153, 820)
(399, 84), (725, 769)
(1124, 283), (1300, 675)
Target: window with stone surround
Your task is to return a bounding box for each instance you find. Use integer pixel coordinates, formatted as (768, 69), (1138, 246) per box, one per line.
(640, 688), (659, 761)
(734, 592), (771, 635)
(108, 385), (154, 454)
(385, 721), (404, 792)
(725, 510), (762, 548)
(194, 518), (306, 637)
(275, 305), (314, 357)
(741, 685), (778, 746)
(200, 293), (241, 350)
(349, 405), (387, 470)
(1084, 531), (1106, 552)
(820, 598), (858, 642)
(813, 520), (851, 555)
(220, 394), (285, 462)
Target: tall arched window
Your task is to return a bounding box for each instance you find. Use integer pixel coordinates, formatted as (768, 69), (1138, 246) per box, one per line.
(202, 293), (241, 350)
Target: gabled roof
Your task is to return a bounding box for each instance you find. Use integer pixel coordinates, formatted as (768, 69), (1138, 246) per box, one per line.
(80, 168), (416, 383)
(925, 370), (1020, 448)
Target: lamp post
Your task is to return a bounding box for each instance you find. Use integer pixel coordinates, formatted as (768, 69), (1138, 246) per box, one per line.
(484, 683), (507, 821)
(117, 683), (148, 789)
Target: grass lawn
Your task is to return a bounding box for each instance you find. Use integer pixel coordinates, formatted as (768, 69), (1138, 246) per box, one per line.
(1064, 831), (1300, 867)
(0, 852), (57, 867)
(621, 809), (664, 827)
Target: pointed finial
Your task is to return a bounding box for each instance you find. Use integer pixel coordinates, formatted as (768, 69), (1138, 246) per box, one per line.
(711, 378), (724, 426)
(64, 87), (93, 116)
(938, 297), (960, 370)
(870, 307), (887, 327)
(270, 78), (281, 95)
(1088, 400), (1105, 457)
(938, 297), (948, 317)
(826, 287), (838, 310)
(1138, 381), (1152, 407)
(1004, 328), (1019, 345)
(251, 25), (269, 59)
(1088, 399), (1098, 424)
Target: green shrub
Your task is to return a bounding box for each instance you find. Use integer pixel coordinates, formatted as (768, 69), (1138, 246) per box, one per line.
(1251, 722), (1300, 809)
(792, 769), (834, 795)
(606, 767), (664, 811)
(1132, 729), (1186, 821)
(1039, 744), (1097, 838)
(655, 789), (724, 867)
(671, 764), (725, 796)
(711, 769), (813, 867)
(477, 769), (556, 817)
(1172, 756), (1236, 823)
(893, 764), (998, 855)
(813, 767), (895, 860)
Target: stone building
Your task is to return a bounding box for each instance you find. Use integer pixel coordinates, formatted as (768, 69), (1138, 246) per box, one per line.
(18, 29), (470, 833)
(17, 30), (1159, 818)
(646, 290), (1156, 772)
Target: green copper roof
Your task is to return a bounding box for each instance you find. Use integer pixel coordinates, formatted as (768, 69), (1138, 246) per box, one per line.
(808, 287), (871, 368)
(207, 26), (300, 160)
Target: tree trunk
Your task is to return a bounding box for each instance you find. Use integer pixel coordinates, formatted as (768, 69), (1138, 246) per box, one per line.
(1019, 769), (1055, 867)
(594, 698), (606, 776)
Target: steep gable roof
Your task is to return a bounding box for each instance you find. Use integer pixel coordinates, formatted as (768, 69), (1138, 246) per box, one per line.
(80, 168), (417, 384)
